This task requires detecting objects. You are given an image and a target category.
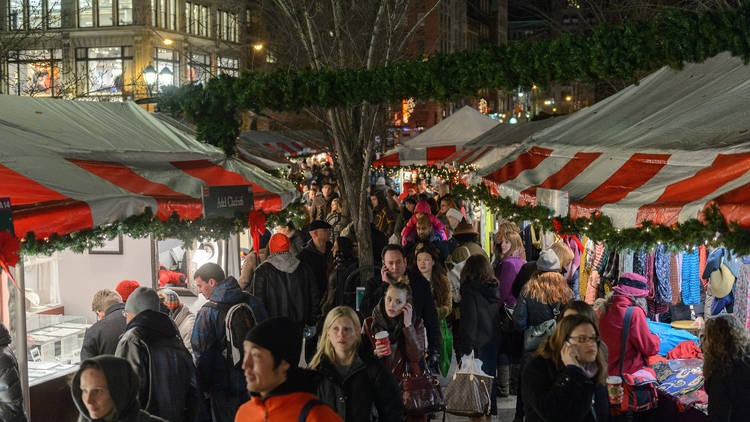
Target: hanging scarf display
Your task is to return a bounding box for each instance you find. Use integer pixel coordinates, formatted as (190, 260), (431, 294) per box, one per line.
(654, 244), (672, 304)
(681, 250), (701, 305)
(669, 254), (681, 305)
(619, 250), (634, 276)
(740, 263), (750, 330)
(579, 235), (591, 300)
(633, 247), (647, 277)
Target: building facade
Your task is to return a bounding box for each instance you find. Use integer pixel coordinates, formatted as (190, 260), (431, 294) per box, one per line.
(0, 0), (266, 100)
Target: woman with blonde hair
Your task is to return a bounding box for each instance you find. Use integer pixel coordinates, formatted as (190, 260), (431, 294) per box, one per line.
(311, 306), (404, 421)
(327, 197), (349, 240)
(703, 315), (750, 422)
(522, 314), (609, 422)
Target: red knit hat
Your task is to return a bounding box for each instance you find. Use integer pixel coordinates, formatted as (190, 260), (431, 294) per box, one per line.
(268, 233), (290, 254)
(116, 280), (140, 302)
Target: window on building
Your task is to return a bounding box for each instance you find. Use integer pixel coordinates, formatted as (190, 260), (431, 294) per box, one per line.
(217, 56), (238, 76)
(76, 46), (133, 96)
(99, 0), (113, 26)
(168, 0), (176, 29)
(8, 0), (61, 29)
(153, 47), (179, 91)
(150, 0), (177, 29)
(185, 2), (209, 36)
(79, 0), (94, 27)
(217, 10), (238, 42)
(118, 0), (133, 25)
(7, 49), (63, 96)
(187, 53), (211, 85)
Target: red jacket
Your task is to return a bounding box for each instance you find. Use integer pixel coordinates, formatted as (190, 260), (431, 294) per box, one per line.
(599, 295), (660, 376)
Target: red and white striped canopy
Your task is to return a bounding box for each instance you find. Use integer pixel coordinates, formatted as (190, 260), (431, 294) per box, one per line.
(481, 53), (750, 229)
(239, 130), (328, 158)
(1, 96), (297, 240)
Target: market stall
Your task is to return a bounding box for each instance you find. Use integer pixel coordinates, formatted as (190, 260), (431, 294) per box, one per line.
(0, 95), (298, 421)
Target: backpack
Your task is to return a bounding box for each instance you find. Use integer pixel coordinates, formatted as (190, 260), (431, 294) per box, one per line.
(206, 292), (268, 368)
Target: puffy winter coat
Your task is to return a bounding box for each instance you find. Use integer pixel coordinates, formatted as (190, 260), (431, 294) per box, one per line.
(172, 304), (196, 357)
(115, 310), (199, 422)
(400, 200), (447, 245)
(456, 279), (501, 357)
(191, 277), (261, 400)
(80, 302), (126, 360)
(0, 324), (26, 422)
(251, 251), (320, 326)
(522, 355), (610, 422)
(72, 355), (166, 422)
(599, 294), (660, 376)
(513, 294), (563, 333)
(235, 368), (342, 421)
(315, 342), (404, 421)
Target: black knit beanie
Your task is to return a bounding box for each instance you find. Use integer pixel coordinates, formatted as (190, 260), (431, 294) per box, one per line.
(245, 316), (302, 367)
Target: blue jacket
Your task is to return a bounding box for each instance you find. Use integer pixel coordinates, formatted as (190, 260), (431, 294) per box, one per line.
(191, 277), (254, 399)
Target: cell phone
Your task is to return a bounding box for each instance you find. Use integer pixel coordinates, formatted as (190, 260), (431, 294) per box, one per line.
(564, 341), (579, 358)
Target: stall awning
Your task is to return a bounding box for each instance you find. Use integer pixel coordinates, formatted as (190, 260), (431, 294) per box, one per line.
(239, 130), (329, 157)
(0, 96), (298, 240)
(481, 53), (750, 229)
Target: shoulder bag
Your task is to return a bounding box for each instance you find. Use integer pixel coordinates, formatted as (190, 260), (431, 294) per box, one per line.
(612, 306), (659, 415)
(523, 303), (560, 352)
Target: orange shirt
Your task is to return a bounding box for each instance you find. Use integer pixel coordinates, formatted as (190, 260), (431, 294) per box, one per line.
(234, 391), (342, 422)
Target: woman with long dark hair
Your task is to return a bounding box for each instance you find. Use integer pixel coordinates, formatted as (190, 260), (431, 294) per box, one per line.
(456, 254), (501, 419)
(311, 306), (404, 421)
(413, 244), (452, 319)
(363, 281), (427, 422)
(523, 314), (610, 422)
(703, 315), (750, 422)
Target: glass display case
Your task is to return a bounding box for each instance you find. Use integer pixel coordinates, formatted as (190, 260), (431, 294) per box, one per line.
(26, 314), (91, 386)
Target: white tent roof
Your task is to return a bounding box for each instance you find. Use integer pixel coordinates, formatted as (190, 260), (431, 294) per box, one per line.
(0, 95), (297, 239)
(403, 105), (500, 147)
(481, 52), (750, 228)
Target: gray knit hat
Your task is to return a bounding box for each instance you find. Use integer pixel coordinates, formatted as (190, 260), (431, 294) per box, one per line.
(537, 249), (561, 272)
(124, 287), (160, 315)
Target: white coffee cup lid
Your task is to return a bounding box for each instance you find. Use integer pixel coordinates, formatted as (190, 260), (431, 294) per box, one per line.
(374, 331), (389, 339)
(606, 376), (622, 383)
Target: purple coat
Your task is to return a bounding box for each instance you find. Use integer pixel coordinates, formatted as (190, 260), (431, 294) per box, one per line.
(496, 256), (525, 306)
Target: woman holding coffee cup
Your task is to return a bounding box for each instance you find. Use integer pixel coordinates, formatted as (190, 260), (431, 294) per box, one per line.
(522, 314), (610, 422)
(363, 280), (427, 422)
(311, 306), (404, 422)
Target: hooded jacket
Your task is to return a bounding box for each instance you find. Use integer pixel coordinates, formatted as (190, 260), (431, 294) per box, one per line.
(235, 368), (342, 421)
(71, 355), (166, 422)
(0, 324), (26, 422)
(115, 309), (199, 422)
(252, 251), (320, 326)
(315, 341), (405, 422)
(192, 276), (259, 400)
(599, 294), (660, 376)
(456, 279), (501, 357)
(400, 200), (447, 246)
(80, 302), (126, 360)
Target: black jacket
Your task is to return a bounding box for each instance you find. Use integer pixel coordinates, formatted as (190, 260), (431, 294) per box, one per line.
(298, 240), (333, 302)
(72, 355), (166, 422)
(706, 354), (750, 422)
(115, 310), (199, 422)
(522, 355), (609, 422)
(80, 302), (126, 360)
(322, 241), (360, 315)
(0, 324), (26, 422)
(456, 279), (501, 357)
(251, 251), (320, 326)
(513, 294), (562, 333)
(315, 342), (404, 422)
(360, 270), (441, 357)
(511, 261), (537, 299)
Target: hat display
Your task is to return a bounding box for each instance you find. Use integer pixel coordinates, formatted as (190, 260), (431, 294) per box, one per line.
(709, 264), (735, 299)
(269, 233), (290, 254)
(536, 249), (561, 272)
(245, 316), (302, 367)
(613, 272), (650, 298)
(124, 287), (160, 315)
(115, 280), (140, 302)
(446, 208), (463, 222)
(309, 220), (332, 231)
(453, 221), (477, 236)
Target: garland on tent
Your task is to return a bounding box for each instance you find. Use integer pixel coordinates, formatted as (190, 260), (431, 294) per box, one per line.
(451, 183), (750, 255)
(19, 202), (308, 256)
(371, 163), (478, 181)
(159, 4), (750, 153)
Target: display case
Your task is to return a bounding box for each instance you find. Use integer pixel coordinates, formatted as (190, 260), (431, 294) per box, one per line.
(26, 314), (91, 387)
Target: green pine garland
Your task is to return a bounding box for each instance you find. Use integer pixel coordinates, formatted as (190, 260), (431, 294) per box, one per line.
(20, 202), (308, 256)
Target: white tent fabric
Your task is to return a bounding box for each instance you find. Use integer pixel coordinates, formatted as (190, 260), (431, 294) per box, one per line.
(481, 53), (750, 228)
(0, 95), (297, 239)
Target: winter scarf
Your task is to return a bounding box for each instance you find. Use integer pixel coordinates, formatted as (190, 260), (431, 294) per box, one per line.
(370, 297), (409, 348)
(654, 245), (672, 304)
(681, 250), (701, 306)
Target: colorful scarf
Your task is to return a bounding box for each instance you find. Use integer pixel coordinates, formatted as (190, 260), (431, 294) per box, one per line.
(681, 251), (701, 305)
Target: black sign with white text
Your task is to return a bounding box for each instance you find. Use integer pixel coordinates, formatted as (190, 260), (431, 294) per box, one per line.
(201, 185), (253, 218)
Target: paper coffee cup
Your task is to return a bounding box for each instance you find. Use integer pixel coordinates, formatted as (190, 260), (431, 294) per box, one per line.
(374, 331), (391, 356)
(606, 376), (623, 405)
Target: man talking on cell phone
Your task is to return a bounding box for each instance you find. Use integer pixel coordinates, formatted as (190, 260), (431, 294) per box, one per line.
(360, 244), (442, 374)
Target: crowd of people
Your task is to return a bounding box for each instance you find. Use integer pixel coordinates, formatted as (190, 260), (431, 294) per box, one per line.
(1, 162), (749, 422)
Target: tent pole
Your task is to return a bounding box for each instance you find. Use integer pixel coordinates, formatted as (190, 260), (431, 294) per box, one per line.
(13, 261), (30, 417)
(150, 235), (159, 289)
